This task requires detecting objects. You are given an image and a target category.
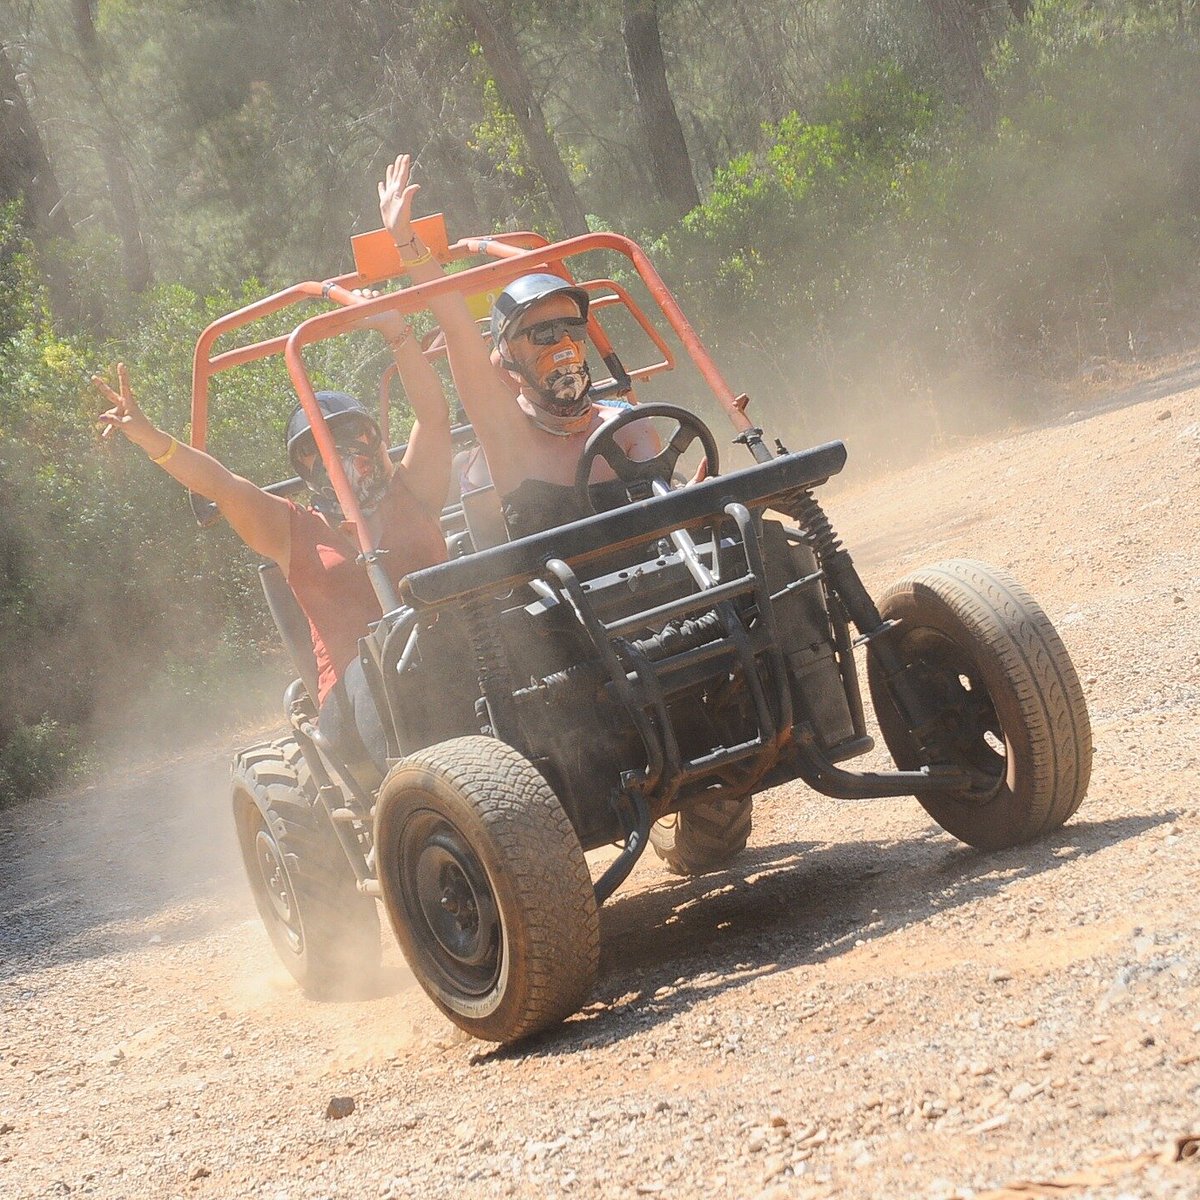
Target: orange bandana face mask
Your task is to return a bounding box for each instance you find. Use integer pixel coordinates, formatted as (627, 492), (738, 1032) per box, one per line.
(520, 335), (592, 433)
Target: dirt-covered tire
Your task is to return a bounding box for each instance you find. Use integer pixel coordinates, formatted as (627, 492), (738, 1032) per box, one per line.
(866, 559), (1091, 850)
(374, 736), (599, 1044)
(649, 796), (753, 875)
(232, 738), (381, 999)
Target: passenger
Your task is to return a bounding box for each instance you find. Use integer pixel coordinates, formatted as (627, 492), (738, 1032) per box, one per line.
(92, 307), (451, 773)
(377, 153), (661, 539)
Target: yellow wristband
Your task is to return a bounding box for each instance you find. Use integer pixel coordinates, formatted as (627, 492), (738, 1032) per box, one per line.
(149, 436), (179, 466)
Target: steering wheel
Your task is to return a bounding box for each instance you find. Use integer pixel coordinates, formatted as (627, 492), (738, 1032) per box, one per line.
(573, 403), (721, 514)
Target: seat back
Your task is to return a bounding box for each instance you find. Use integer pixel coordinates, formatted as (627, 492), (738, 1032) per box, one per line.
(258, 562), (320, 707)
(460, 484), (510, 551)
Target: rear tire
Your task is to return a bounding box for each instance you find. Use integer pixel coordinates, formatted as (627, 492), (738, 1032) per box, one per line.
(374, 736), (599, 1044)
(650, 796), (753, 875)
(867, 560), (1091, 850)
(232, 738), (381, 998)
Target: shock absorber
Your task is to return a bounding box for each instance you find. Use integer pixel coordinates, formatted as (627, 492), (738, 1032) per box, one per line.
(785, 489), (935, 735)
(785, 489), (887, 641)
(462, 596), (518, 742)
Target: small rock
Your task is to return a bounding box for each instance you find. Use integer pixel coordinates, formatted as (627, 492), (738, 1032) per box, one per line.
(1156, 409), (1172, 421)
(768, 1111), (788, 1128)
(147, 934), (162, 945)
(189, 1166), (211, 1181)
(747, 1131), (768, 1153)
(325, 1096), (356, 1120)
(221, 1046), (234, 1061)
(968, 1113), (1010, 1134)
(761, 1153), (787, 1182)
(0, 1123), (13, 1136)
(1014, 1015), (1037, 1028)
(1009, 1082), (1036, 1103)
(987, 968), (1013, 984)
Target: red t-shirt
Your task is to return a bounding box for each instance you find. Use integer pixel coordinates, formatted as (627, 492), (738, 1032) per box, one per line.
(286, 473), (446, 705)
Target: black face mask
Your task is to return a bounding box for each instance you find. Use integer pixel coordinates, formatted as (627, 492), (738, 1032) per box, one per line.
(297, 431), (390, 516)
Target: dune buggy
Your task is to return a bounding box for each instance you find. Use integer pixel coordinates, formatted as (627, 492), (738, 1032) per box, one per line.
(189, 217), (1092, 1044)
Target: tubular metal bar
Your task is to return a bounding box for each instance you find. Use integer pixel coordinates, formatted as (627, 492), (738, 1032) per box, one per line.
(546, 558), (665, 794)
(651, 478), (716, 589)
(616, 636), (684, 806)
(602, 574), (756, 638)
(788, 724), (973, 800)
(682, 736), (776, 777)
(364, 606), (419, 763)
(593, 791), (651, 904)
(769, 569), (824, 604)
(289, 720), (374, 885)
(828, 591), (869, 743)
(629, 634), (736, 684)
(724, 503), (794, 744)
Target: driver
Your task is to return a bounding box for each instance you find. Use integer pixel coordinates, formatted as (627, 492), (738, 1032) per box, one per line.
(92, 305), (451, 774)
(377, 153), (662, 540)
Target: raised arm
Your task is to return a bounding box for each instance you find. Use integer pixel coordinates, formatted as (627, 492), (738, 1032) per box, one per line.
(93, 363), (293, 569)
(377, 154), (518, 448)
(355, 299), (452, 515)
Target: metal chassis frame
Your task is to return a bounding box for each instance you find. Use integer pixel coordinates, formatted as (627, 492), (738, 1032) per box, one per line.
(205, 221), (978, 903)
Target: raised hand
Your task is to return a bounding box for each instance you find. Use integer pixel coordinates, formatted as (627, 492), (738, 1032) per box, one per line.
(92, 363), (165, 455)
(378, 153), (421, 246)
(351, 287), (411, 346)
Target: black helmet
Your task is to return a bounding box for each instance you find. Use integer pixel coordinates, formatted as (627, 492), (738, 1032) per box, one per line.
(490, 273), (590, 358)
(285, 391), (379, 476)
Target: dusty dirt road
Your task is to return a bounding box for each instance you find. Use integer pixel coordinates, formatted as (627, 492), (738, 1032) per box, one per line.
(2, 367), (1199, 1200)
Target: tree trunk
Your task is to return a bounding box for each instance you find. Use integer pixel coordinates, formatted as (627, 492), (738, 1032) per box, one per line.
(924, 0), (995, 124)
(457, 0), (590, 237)
(1007, 0), (1032, 20)
(69, 0), (152, 292)
(0, 42), (71, 238)
(621, 0), (700, 216)
(731, 2), (792, 124)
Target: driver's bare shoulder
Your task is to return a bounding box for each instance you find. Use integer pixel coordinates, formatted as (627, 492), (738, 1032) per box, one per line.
(606, 406), (662, 455)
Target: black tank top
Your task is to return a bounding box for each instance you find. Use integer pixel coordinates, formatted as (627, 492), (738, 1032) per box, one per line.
(501, 478), (632, 540)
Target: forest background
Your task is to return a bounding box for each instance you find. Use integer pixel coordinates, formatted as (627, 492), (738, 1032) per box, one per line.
(2, 0), (1198, 803)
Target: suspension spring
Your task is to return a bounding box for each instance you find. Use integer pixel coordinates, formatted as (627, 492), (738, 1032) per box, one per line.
(462, 596), (516, 741)
(788, 489), (843, 560)
(781, 489), (886, 642)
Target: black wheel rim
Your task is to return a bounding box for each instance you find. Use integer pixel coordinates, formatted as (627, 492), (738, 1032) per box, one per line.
(254, 826), (303, 956)
(397, 810), (501, 997)
(901, 628), (1008, 796)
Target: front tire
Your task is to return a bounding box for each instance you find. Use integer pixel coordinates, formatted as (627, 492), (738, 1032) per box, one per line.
(867, 560), (1091, 850)
(232, 738), (381, 998)
(374, 737), (599, 1043)
(650, 796), (753, 875)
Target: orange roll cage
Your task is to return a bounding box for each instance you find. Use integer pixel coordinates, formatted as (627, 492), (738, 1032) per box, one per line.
(189, 218), (754, 600)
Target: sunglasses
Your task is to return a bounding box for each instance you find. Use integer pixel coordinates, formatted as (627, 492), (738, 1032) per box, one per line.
(297, 433), (379, 480)
(518, 316), (588, 346)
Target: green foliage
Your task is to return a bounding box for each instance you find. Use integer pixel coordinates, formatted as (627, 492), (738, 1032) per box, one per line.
(655, 27), (1200, 440)
(0, 717), (86, 807)
(7, 0), (1200, 802)
(0, 215), (420, 801)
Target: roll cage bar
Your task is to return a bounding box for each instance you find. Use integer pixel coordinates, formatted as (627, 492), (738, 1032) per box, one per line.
(189, 216), (764, 611)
